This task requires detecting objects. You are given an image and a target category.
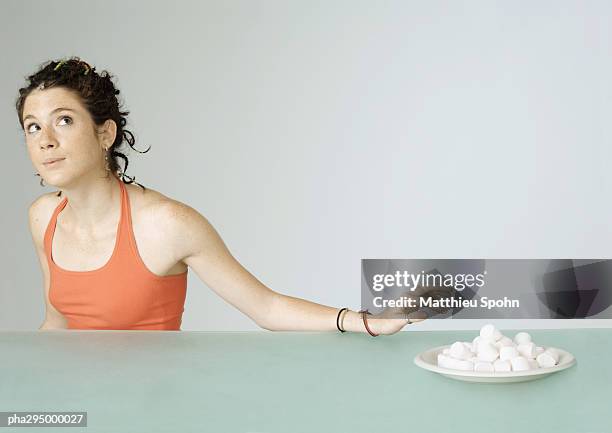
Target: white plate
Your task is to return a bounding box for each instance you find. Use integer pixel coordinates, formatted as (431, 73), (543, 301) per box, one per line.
(414, 345), (576, 383)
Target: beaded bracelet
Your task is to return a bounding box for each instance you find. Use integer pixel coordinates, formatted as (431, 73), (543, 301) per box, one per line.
(336, 308), (348, 333)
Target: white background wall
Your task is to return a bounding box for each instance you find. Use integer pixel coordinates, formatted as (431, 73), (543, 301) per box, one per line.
(1, 0), (610, 331)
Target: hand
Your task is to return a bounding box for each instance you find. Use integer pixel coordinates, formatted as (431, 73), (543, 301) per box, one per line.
(365, 308), (428, 336)
(360, 284), (456, 336)
(363, 285), (452, 336)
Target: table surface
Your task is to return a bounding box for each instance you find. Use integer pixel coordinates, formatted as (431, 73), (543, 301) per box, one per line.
(0, 328), (608, 433)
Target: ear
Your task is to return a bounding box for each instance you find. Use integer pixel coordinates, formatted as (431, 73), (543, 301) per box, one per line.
(97, 119), (117, 149)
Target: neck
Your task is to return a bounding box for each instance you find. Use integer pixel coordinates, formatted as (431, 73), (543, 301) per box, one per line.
(60, 174), (121, 230)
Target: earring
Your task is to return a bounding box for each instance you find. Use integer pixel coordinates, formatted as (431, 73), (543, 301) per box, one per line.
(104, 150), (111, 172)
(35, 172), (45, 187)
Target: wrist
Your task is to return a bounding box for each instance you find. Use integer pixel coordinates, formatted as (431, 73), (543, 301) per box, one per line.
(342, 310), (367, 333)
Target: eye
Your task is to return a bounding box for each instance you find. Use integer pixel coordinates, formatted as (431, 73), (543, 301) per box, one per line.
(25, 123), (38, 134)
(25, 116), (72, 134)
(58, 115), (72, 125)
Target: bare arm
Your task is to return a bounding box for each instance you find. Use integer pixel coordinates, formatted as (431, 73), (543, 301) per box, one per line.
(165, 200), (423, 334)
(28, 195), (68, 330)
(162, 201), (373, 332)
(265, 293), (428, 333)
(264, 294), (370, 332)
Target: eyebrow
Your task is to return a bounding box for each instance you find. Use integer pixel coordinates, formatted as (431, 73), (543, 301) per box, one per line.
(23, 107), (77, 122)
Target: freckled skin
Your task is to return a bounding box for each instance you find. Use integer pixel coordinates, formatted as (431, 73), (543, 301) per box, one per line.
(22, 86), (116, 191)
(24, 87), (188, 278)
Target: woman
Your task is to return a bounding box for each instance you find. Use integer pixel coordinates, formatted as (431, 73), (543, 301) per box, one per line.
(17, 57), (426, 335)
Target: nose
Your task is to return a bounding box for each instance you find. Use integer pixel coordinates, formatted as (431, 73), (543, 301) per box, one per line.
(38, 127), (59, 149)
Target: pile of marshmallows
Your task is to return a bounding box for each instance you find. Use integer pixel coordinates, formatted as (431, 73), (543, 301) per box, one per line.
(437, 324), (561, 373)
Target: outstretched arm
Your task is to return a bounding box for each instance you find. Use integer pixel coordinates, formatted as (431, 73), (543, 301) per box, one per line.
(161, 200), (423, 334)
(262, 294), (424, 334)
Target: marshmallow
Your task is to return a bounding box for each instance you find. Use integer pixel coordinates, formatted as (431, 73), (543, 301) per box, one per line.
(510, 356), (531, 371)
(436, 329), (560, 373)
(477, 342), (499, 362)
(493, 359), (512, 372)
(494, 337), (515, 350)
(477, 337), (501, 353)
(514, 332), (532, 345)
(438, 354), (453, 369)
(449, 358), (474, 371)
(480, 324), (499, 341)
(450, 341), (471, 360)
(463, 342), (475, 354)
(547, 348), (560, 362)
(475, 339), (488, 352)
(517, 342), (537, 359)
(474, 361), (494, 372)
(536, 349), (560, 368)
(499, 346), (520, 362)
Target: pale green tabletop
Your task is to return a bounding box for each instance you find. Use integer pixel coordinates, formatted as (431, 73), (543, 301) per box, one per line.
(0, 329), (607, 433)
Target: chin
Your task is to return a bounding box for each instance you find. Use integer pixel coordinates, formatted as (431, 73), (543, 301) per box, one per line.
(40, 170), (76, 189)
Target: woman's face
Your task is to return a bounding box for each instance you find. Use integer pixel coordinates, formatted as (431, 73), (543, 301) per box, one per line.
(21, 86), (115, 188)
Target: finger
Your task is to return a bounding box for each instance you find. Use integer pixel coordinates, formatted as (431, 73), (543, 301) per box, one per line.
(406, 309), (428, 323)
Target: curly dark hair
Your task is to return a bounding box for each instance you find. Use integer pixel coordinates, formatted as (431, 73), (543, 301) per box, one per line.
(15, 56), (150, 197)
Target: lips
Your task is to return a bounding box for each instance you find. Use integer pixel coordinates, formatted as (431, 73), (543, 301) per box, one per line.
(43, 158), (65, 166)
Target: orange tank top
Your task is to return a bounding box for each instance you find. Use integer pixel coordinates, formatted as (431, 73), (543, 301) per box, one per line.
(44, 178), (188, 330)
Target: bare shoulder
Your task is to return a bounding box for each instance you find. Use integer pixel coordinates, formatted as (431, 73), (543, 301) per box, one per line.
(125, 183), (199, 219)
(126, 182), (201, 217)
(28, 190), (63, 215)
(146, 193), (213, 235)
(129, 185), (221, 260)
(28, 191), (64, 243)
